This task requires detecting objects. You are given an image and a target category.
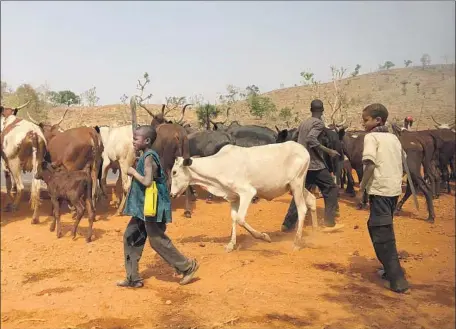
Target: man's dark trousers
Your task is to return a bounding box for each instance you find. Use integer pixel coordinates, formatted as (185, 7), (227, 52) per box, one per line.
(282, 168), (338, 229)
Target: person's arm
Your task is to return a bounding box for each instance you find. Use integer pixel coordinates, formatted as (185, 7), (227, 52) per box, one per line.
(127, 155), (154, 187)
(356, 134), (377, 206)
(305, 120), (340, 158)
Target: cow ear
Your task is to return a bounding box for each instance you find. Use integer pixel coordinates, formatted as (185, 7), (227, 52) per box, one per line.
(183, 158), (193, 167)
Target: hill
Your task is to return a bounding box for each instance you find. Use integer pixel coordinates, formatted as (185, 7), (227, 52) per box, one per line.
(46, 64), (455, 131)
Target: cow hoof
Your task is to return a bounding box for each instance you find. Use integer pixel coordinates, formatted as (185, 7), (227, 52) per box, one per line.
(50, 225), (56, 232)
(261, 233), (271, 243)
(31, 218), (39, 225)
(292, 244), (302, 252)
(184, 211), (192, 218)
(56, 232), (62, 239)
(346, 192), (356, 198)
(224, 243), (235, 253)
(86, 236), (92, 243)
(425, 218), (435, 224)
(205, 199), (212, 204)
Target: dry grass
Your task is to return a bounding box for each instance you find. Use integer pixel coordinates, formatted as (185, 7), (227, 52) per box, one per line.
(46, 64), (455, 130)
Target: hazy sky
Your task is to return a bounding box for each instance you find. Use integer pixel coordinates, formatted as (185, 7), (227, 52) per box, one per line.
(1, 1), (455, 105)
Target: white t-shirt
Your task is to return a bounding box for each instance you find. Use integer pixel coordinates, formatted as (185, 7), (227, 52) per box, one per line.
(362, 132), (403, 197)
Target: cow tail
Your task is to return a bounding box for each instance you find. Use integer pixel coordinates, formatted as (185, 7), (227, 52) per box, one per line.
(30, 132), (41, 211)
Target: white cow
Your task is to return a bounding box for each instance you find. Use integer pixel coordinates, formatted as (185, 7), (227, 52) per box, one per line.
(170, 141), (318, 252)
(98, 125), (136, 215)
(1, 107), (47, 223)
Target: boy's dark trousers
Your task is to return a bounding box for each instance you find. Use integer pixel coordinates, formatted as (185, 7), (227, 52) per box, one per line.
(367, 195), (407, 288)
(123, 217), (192, 282)
(282, 168), (339, 229)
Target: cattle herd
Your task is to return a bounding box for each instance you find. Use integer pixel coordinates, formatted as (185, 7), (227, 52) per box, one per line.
(0, 100), (455, 248)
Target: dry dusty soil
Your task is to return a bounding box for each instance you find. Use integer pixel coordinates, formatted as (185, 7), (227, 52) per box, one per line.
(1, 183), (455, 329)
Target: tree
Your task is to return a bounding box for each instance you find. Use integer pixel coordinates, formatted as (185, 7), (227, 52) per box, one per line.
(196, 103), (220, 129)
(120, 94), (128, 104)
(300, 71), (316, 85)
(245, 85), (260, 97)
(49, 90), (80, 106)
(351, 64), (361, 77)
(404, 59), (412, 67)
(420, 53), (431, 68)
(279, 107), (293, 121)
(81, 86), (100, 106)
(246, 94), (276, 119)
(382, 61), (395, 70)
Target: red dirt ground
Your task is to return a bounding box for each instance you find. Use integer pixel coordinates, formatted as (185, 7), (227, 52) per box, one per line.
(1, 184), (455, 329)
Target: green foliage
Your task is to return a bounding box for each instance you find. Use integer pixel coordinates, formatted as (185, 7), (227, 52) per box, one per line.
(245, 85), (260, 96)
(404, 59), (412, 67)
(279, 107), (293, 121)
(1, 81), (49, 121)
(382, 61), (395, 70)
(196, 103), (220, 128)
(300, 71), (316, 85)
(49, 90), (80, 106)
(351, 64), (361, 77)
(247, 94), (277, 118)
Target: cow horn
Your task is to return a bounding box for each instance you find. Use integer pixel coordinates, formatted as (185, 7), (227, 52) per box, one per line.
(27, 111), (40, 125)
(55, 108), (69, 126)
(431, 115), (442, 126)
(275, 125), (280, 133)
(176, 104), (192, 124)
(336, 117), (347, 128)
(161, 104), (165, 116)
(15, 100), (31, 111)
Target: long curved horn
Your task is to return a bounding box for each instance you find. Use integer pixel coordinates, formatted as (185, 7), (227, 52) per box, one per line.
(161, 104), (165, 116)
(221, 107), (230, 124)
(176, 104), (192, 124)
(431, 115), (442, 126)
(26, 111), (40, 125)
(55, 108), (69, 126)
(14, 100), (31, 111)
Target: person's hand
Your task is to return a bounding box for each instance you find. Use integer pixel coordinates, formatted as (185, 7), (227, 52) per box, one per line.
(355, 190), (364, 210)
(328, 149), (340, 158)
(127, 167), (136, 176)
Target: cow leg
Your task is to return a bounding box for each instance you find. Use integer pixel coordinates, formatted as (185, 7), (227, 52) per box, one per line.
(71, 200), (85, 240)
(51, 198), (62, 238)
(100, 155), (111, 198)
(188, 185), (198, 201)
(6, 158), (23, 212)
(4, 170), (14, 202)
(289, 180), (309, 250)
(206, 193), (214, 203)
(85, 197), (95, 243)
(345, 170), (356, 197)
(396, 175), (435, 223)
(226, 200), (240, 252)
(184, 187), (192, 218)
(236, 191), (271, 242)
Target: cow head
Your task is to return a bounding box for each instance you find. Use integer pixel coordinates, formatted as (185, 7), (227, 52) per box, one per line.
(431, 116), (455, 130)
(147, 103), (192, 128)
(209, 107), (230, 131)
(275, 126), (297, 143)
(169, 157), (193, 199)
(1, 101), (31, 119)
(27, 108), (69, 142)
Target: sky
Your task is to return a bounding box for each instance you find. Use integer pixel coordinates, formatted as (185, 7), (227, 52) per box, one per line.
(1, 1), (455, 105)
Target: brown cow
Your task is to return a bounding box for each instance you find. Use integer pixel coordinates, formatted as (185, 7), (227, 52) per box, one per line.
(29, 110), (104, 210)
(36, 162), (95, 242)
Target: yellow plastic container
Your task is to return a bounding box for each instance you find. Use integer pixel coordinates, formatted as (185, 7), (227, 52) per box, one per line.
(144, 182), (158, 217)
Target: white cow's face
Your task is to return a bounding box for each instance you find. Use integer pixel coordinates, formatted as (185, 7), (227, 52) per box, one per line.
(170, 157), (192, 199)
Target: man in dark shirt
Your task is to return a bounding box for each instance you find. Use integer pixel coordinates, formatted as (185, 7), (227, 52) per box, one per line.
(282, 99), (345, 233)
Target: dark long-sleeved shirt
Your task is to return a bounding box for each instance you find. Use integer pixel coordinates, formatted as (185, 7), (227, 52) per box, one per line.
(295, 117), (327, 171)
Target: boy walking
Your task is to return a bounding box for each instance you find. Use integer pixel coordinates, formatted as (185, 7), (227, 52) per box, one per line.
(117, 125), (199, 288)
(356, 103), (409, 293)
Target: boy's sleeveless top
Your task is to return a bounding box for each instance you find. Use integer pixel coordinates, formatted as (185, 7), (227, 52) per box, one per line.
(123, 150), (172, 223)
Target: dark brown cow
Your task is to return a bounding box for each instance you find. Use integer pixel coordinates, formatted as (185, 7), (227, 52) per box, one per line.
(36, 162), (95, 242)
